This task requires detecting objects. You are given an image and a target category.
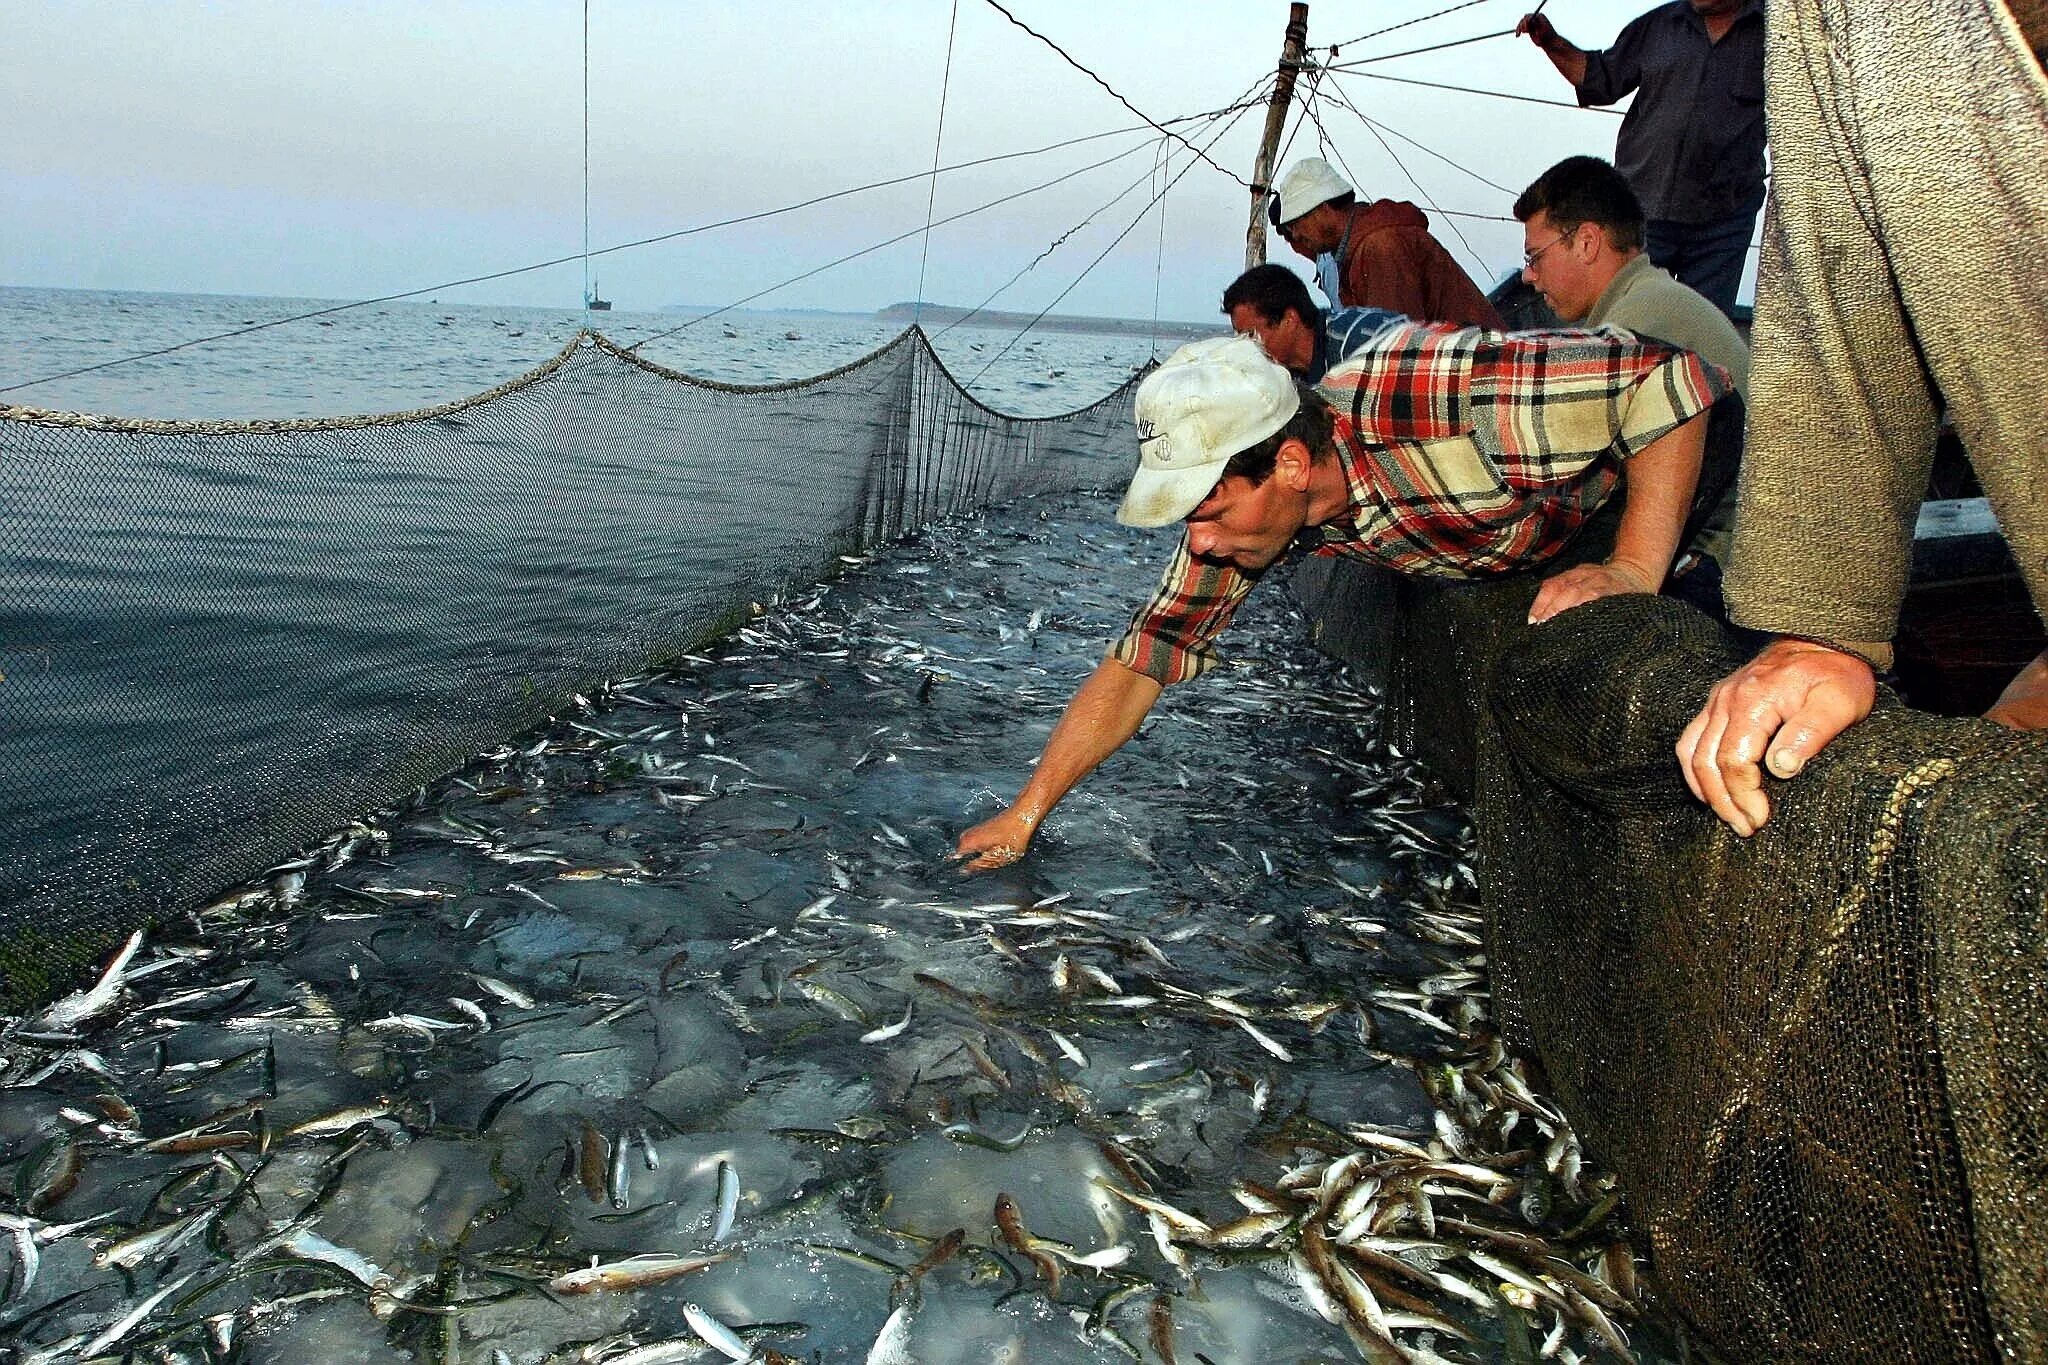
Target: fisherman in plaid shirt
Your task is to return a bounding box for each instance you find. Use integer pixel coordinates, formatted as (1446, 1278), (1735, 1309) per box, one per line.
(956, 325), (1731, 869)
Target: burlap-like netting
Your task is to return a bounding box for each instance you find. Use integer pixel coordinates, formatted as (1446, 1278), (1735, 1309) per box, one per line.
(1294, 556), (2047, 1361)
(0, 329), (1138, 1011)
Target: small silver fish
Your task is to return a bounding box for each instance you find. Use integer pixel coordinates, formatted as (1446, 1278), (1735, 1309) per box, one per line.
(682, 1302), (753, 1362)
(472, 975), (535, 1010)
(608, 1128), (633, 1209)
(859, 1001), (914, 1044)
(34, 931), (145, 1031)
(712, 1160), (740, 1242)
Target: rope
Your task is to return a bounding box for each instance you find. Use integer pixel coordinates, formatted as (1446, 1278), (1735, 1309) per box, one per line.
(1327, 0), (1502, 53)
(1300, 84), (1498, 284)
(979, 0), (1252, 189)
(1, 333), (596, 435)
(930, 74), (1270, 343)
(1310, 78), (1523, 193)
(629, 133), (1173, 352)
(583, 0), (592, 306)
(1274, 54), (1332, 169)
(1340, 68), (1623, 115)
(0, 105), (1256, 398)
(914, 0), (962, 326)
(927, 149), (1161, 342)
(1359, 112), (1499, 283)
(1149, 139), (1170, 359)
(964, 86), (1262, 389)
(1325, 27), (1519, 69)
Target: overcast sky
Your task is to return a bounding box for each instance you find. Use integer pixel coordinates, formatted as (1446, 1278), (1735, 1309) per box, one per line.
(9, 1), (1733, 322)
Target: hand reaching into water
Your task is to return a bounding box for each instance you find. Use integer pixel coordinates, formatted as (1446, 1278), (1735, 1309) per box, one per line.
(953, 807), (1039, 872)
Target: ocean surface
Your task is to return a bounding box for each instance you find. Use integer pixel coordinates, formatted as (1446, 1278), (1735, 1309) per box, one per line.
(0, 287), (1184, 421)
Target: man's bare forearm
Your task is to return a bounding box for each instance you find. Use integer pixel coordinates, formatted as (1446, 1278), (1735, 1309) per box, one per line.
(1008, 657), (1164, 827)
(955, 656), (1165, 869)
(1519, 15), (1590, 86)
(1611, 417), (1704, 587)
(1542, 41), (1588, 88)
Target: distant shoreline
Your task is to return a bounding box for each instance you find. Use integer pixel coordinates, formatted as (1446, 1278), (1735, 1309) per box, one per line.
(874, 302), (1222, 342)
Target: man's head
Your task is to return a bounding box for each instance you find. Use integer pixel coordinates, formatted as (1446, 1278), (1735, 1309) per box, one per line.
(1268, 158), (1357, 261)
(1512, 155), (1646, 322)
(1222, 264), (1321, 375)
(1687, 0), (1746, 15)
(1119, 335), (1336, 572)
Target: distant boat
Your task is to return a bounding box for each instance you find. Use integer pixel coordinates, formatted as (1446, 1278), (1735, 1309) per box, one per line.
(585, 284), (611, 312)
(784, 330), (802, 341)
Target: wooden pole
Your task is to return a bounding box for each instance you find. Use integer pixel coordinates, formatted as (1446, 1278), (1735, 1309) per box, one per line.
(1245, 3), (1310, 271)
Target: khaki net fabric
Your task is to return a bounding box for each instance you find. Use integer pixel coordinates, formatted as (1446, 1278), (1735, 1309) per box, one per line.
(1297, 562), (2046, 1361)
(0, 330), (1137, 1011)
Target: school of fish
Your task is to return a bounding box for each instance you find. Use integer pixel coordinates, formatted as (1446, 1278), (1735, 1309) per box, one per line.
(0, 492), (1691, 1363)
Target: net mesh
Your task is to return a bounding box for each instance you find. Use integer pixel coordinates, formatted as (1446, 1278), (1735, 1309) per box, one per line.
(1295, 559), (2047, 1361)
(0, 329), (1137, 1010)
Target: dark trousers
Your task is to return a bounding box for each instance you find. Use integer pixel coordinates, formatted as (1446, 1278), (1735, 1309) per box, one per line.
(1645, 209), (1758, 319)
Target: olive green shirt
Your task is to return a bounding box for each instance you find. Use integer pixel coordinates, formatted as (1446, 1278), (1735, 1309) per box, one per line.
(1585, 252), (1752, 562)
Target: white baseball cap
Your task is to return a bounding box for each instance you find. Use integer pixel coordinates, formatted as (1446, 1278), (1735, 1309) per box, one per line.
(1269, 157), (1353, 227)
(1116, 335), (1300, 529)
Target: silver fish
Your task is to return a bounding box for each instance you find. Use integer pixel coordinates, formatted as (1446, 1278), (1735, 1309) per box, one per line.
(859, 1000), (914, 1043)
(712, 1159), (740, 1242)
(608, 1127), (633, 1209)
(682, 1302), (753, 1361)
(34, 930), (144, 1031)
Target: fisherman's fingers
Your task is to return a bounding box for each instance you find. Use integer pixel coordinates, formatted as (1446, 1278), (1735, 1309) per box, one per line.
(953, 810), (1033, 872)
(1716, 691), (1784, 835)
(1675, 703), (1712, 805)
(1527, 567), (1598, 624)
(1984, 647), (2048, 730)
(1763, 676), (1874, 780)
(1686, 683), (1761, 836)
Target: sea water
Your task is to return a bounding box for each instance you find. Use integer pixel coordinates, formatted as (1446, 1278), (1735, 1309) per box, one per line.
(0, 286), (1173, 420)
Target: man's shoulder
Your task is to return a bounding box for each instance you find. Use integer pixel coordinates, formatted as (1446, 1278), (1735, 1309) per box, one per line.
(1617, 0), (1716, 42)
(1350, 199), (1433, 241)
(1592, 263), (1751, 390)
(1619, 1), (1689, 35)
(1601, 265), (1744, 343)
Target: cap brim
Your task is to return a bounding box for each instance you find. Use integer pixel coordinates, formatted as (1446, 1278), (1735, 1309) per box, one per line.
(1115, 460), (1227, 528)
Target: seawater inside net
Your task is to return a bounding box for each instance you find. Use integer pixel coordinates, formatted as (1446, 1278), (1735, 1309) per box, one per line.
(0, 492), (1679, 1363)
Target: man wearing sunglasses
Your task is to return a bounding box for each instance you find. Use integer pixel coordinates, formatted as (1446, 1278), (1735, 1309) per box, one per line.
(1266, 156), (1503, 331)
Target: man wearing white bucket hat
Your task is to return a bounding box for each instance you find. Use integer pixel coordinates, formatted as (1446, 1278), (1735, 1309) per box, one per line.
(1268, 156), (1503, 331)
(955, 325), (1730, 870)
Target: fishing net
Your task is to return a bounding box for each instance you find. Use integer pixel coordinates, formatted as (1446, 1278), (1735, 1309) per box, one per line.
(1296, 560), (2047, 1361)
(0, 330), (1138, 1012)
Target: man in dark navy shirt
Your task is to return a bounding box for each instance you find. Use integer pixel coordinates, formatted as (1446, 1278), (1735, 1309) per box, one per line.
(1517, 1), (1764, 319)
(1220, 264), (1405, 384)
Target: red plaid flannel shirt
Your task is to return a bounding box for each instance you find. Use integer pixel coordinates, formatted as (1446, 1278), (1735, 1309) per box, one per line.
(1113, 321), (1730, 684)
